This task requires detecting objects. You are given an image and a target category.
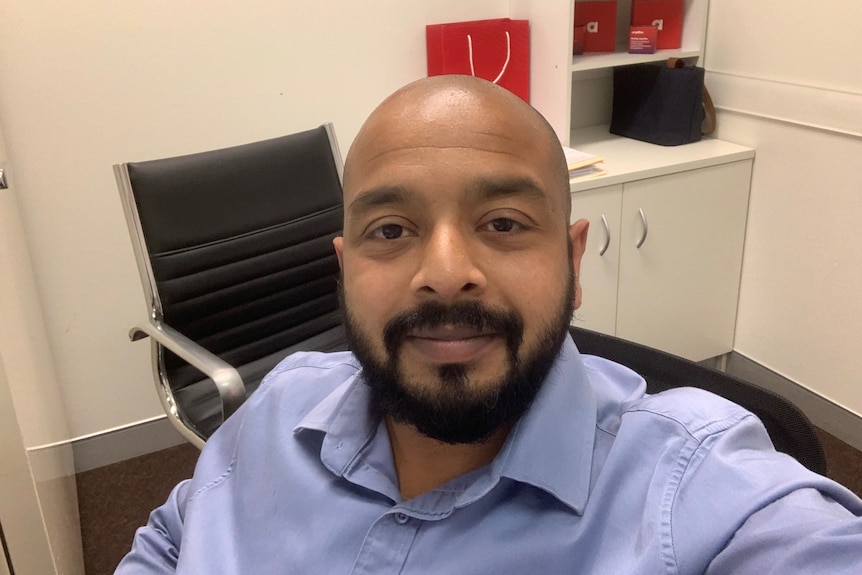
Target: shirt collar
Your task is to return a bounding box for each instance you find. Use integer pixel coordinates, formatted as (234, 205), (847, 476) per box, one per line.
(489, 336), (597, 514)
(294, 336), (597, 514)
(294, 371), (381, 477)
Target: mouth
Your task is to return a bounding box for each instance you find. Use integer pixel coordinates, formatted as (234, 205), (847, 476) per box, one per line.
(405, 325), (499, 364)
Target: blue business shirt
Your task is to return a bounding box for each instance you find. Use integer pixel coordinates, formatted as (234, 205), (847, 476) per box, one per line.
(116, 337), (862, 574)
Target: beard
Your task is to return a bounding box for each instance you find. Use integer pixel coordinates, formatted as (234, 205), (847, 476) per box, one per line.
(339, 266), (575, 445)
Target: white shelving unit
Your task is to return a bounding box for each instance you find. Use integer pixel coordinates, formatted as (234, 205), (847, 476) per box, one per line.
(512, 0), (714, 143)
(512, 0), (756, 360)
(570, 0), (708, 72)
(570, 48), (702, 72)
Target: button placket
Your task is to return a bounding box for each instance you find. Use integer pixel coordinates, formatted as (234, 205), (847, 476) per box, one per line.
(393, 512), (410, 524)
(350, 512), (420, 574)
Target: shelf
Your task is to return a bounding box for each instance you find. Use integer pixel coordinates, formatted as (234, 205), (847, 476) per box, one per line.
(568, 125), (755, 193)
(569, 0), (709, 73)
(571, 48), (702, 73)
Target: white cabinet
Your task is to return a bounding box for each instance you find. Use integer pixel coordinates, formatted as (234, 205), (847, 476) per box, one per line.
(573, 183), (622, 335)
(571, 137), (753, 362)
(616, 160), (751, 360)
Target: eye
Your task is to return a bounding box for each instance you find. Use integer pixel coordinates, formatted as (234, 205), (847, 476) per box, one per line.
(482, 217), (525, 233)
(490, 218), (515, 232)
(370, 223), (407, 240)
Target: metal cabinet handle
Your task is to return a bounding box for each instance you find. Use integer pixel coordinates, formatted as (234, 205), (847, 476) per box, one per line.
(0, 167), (7, 190)
(636, 208), (648, 249)
(598, 214), (610, 256)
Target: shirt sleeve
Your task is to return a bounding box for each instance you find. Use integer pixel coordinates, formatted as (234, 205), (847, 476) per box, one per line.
(653, 397), (862, 574)
(113, 479), (191, 574)
(706, 486), (862, 574)
(111, 378), (253, 574)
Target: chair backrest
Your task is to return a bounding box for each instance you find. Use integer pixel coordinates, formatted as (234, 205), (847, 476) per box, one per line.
(569, 326), (827, 475)
(117, 124), (346, 440)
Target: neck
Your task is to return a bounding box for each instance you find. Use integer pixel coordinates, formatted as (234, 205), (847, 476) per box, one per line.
(385, 418), (511, 500)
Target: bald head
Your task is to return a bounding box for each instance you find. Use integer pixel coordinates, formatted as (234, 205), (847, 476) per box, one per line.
(343, 75), (571, 220)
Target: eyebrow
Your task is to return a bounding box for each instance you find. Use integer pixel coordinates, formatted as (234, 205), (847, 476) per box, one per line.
(465, 175), (549, 206)
(348, 176), (549, 219)
(346, 186), (413, 222)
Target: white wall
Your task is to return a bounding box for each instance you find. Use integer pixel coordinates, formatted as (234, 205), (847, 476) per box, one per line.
(0, 0), (508, 442)
(0, 118), (84, 574)
(704, 1), (862, 417)
(0, 123), (71, 449)
(3, 0), (861, 448)
(0, 352), (59, 575)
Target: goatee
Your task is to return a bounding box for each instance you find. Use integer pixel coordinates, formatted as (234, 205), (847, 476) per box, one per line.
(339, 275), (574, 444)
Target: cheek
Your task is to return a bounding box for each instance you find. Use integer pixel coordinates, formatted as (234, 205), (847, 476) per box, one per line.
(492, 252), (569, 293)
(492, 256), (572, 320)
(342, 261), (406, 323)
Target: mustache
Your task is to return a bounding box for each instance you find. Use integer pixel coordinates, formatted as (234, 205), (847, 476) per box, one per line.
(383, 300), (524, 358)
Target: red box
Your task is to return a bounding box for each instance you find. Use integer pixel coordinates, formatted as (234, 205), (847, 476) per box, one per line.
(574, 1), (618, 53)
(573, 26), (586, 55)
(631, 0), (683, 50)
(628, 26), (657, 54)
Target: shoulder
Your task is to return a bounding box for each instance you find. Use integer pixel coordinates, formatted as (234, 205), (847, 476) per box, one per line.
(263, 350), (360, 383)
(624, 386), (754, 442)
(184, 351), (362, 497)
(253, 350), (360, 403)
(200, 351), (360, 460)
(229, 350), (362, 429)
(581, 354), (750, 440)
(582, 355), (756, 438)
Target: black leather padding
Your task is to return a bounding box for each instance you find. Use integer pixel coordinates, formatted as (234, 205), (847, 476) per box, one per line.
(126, 126), (347, 439)
(128, 128), (343, 253)
(569, 326), (827, 475)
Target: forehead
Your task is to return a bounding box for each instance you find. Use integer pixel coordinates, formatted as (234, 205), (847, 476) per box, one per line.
(344, 86), (562, 211)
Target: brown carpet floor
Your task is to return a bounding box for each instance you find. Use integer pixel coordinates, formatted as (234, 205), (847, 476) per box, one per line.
(77, 443), (200, 575)
(815, 428), (862, 500)
(77, 428), (862, 575)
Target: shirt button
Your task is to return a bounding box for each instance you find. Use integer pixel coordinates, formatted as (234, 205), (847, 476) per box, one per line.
(393, 512), (409, 524)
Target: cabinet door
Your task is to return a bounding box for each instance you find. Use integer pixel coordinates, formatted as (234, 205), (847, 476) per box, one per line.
(570, 184), (623, 336)
(617, 160), (752, 361)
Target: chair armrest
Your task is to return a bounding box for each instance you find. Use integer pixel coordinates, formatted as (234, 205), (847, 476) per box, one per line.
(130, 320), (246, 421)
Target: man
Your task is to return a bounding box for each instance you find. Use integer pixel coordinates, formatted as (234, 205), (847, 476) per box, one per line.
(117, 75), (862, 574)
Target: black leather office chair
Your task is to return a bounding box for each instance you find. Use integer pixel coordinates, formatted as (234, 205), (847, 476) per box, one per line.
(569, 326), (827, 475)
(115, 124), (347, 447)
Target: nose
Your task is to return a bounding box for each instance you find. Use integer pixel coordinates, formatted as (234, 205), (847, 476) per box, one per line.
(410, 224), (487, 301)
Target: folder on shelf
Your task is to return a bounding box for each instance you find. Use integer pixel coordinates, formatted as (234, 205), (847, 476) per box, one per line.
(564, 146), (602, 169)
(569, 164), (607, 183)
(563, 146), (606, 183)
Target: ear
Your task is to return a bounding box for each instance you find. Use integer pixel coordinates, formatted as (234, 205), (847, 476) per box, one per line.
(568, 219), (589, 310)
(333, 237), (344, 269)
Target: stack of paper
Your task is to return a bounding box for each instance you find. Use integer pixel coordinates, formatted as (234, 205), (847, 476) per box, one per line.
(563, 146), (606, 184)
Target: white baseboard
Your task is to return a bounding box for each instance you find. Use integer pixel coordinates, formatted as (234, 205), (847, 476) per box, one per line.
(725, 352), (862, 452)
(71, 416), (187, 473)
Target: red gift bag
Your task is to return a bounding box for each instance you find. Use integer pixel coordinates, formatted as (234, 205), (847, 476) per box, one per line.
(426, 18), (530, 103)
